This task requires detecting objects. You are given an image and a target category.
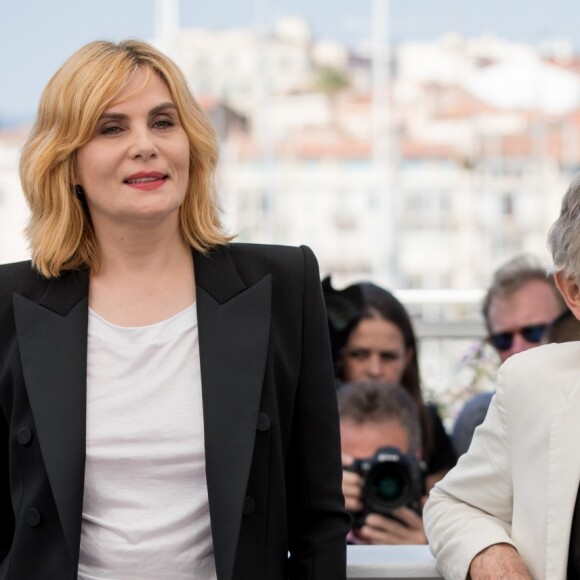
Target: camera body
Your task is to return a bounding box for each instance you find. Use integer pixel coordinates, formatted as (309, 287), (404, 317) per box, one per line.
(347, 445), (426, 528)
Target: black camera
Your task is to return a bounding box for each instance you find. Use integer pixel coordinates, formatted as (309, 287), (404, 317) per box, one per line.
(347, 446), (426, 528)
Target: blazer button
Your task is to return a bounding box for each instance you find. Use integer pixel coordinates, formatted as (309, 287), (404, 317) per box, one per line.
(256, 413), (270, 432)
(17, 427), (33, 446)
(25, 508), (42, 527)
(243, 497), (256, 516)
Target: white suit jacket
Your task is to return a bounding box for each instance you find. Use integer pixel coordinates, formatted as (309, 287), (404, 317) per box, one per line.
(424, 342), (580, 580)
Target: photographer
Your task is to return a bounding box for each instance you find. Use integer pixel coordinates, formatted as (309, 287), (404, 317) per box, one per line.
(339, 382), (428, 545)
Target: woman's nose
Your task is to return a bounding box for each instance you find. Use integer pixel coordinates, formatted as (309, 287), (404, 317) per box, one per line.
(128, 128), (158, 160)
(366, 354), (383, 378)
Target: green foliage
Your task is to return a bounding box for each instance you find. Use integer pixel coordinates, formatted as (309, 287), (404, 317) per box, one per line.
(315, 66), (350, 93)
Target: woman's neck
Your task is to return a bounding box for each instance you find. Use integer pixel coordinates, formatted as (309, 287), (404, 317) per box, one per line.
(89, 224), (196, 327)
(93, 214), (187, 271)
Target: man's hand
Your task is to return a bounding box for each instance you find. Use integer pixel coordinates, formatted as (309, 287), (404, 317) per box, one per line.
(343, 452), (427, 545)
(469, 543), (532, 579)
(342, 453), (364, 512)
(353, 507), (427, 545)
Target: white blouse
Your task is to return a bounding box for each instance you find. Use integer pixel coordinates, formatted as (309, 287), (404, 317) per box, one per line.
(78, 304), (216, 580)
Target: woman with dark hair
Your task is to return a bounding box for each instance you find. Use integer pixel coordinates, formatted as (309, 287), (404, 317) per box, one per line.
(323, 278), (456, 491)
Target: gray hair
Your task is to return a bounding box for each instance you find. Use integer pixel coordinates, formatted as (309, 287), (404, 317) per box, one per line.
(547, 175), (580, 280)
(337, 382), (422, 454)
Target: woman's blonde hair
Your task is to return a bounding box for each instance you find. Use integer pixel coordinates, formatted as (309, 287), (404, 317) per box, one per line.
(20, 39), (232, 277)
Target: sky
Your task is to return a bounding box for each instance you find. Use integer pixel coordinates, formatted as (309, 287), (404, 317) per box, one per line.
(0, 0), (576, 122)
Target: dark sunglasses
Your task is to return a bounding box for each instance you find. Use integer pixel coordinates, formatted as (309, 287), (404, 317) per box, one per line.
(489, 323), (548, 351)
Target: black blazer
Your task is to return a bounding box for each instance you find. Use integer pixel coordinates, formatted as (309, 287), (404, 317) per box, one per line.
(0, 243), (349, 580)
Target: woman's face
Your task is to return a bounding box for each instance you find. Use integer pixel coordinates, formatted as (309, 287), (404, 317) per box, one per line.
(75, 68), (190, 232)
(342, 317), (412, 384)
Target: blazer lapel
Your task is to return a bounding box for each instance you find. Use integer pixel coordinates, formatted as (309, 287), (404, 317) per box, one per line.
(194, 247), (272, 580)
(545, 381), (580, 578)
(12, 252), (271, 578)
(13, 269), (89, 565)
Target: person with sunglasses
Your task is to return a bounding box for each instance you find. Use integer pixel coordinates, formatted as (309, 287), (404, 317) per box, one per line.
(451, 254), (566, 457)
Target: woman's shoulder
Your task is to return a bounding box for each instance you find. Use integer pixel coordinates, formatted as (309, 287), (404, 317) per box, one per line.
(424, 402), (457, 470)
(227, 242), (310, 260)
(195, 243), (322, 305)
(0, 260), (43, 289)
(220, 242), (317, 274)
(0, 259), (34, 274)
(0, 260), (49, 310)
(424, 403), (450, 439)
(424, 402), (444, 420)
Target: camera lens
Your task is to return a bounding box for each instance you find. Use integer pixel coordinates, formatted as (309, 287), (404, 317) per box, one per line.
(350, 446), (426, 523)
(373, 472), (405, 501)
(365, 463), (410, 511)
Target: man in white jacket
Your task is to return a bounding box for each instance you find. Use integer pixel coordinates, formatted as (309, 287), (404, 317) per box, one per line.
(424, 175), (580, 580)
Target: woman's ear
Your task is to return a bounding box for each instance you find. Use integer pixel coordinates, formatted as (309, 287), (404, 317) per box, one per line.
(555, 272), (580, 319)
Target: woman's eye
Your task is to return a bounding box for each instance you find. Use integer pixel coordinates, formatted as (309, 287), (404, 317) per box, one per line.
(380, 352), (399, 362)
(153, 118), (174, 129)
(100, 125), (122, 135)
(347, 349), (369, 360)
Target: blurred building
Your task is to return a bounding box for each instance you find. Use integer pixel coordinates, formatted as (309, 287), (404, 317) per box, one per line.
(166, 22), (580, 406)
(0, 126), (28, 264)
(174, 23), (577, 292)
(2, 22), (580, 406)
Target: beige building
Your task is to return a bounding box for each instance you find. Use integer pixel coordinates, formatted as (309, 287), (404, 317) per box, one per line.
(0, 127), (29, 264)
(2, 25), (578, 408)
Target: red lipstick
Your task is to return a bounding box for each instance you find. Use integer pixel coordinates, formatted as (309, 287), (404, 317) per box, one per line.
(124, 171), (168, 191)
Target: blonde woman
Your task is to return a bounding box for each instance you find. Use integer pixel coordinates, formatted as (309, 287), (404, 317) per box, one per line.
(0, 40), (349, 580)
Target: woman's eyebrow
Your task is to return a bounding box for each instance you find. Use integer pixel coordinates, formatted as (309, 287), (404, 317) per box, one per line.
(97, 102), (177, 122)
(97, 112), (127, 122)
(149, 102), (177, 116)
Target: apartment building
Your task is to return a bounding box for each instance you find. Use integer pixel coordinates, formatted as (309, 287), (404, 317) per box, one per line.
(1, 23), (579, 404)
(0, 126), (28, 264)
(186, 25), (577, 290)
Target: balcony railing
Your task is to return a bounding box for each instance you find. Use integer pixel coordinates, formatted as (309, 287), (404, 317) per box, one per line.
(347, 545), (441, 579)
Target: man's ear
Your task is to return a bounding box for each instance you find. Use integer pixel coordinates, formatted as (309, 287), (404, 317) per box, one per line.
(555, 271), (580, 319)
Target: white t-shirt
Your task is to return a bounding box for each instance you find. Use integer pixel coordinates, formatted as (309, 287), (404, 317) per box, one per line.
(78, 304), (216, 580)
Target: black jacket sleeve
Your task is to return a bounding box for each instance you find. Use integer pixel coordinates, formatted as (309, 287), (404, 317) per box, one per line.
(286, 246), (350, 579)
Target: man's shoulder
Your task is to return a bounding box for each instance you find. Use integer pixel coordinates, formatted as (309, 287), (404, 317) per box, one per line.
(497, 342), (580, 408)
(455, 391), (494, 426)
(462, 391), (494, 412)
(452, 391), (495, 455)
(502, 341), (580, 377)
